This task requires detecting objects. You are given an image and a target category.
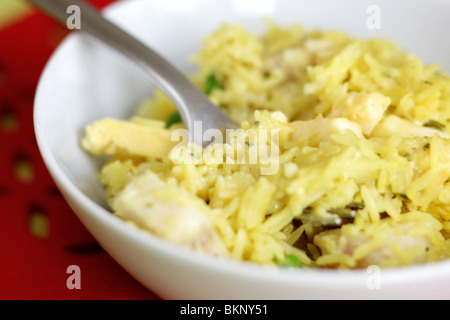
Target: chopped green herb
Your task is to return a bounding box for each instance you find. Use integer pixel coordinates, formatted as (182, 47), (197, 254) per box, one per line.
(423, 119), (445, 131)
(204, 73), (224, 95)
(277, 254), (302, 268)
(166, 112), (182, 128)
(245, 141), (252, 147)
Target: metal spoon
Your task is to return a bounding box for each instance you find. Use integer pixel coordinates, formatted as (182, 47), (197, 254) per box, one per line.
(27, 0), (238, 148)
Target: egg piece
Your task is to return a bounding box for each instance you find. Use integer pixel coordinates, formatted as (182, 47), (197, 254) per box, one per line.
(113, 171), (229, 257)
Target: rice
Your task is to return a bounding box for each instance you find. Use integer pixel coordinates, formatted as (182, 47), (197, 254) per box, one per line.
(82, 21), (450, 269)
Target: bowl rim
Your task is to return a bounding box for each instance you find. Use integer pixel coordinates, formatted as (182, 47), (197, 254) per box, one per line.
(33, 0), (450, 291)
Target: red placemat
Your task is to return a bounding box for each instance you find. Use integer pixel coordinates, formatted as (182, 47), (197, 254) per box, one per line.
(0, 0), (160, 300)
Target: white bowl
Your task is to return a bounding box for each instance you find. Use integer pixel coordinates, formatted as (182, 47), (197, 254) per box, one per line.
(34, 0), (450, 299)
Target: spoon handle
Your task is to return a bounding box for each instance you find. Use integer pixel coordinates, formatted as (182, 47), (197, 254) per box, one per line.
(28, 0), (236, 145)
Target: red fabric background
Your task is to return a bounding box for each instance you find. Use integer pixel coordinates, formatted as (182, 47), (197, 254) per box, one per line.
(0, 0), (160, 300)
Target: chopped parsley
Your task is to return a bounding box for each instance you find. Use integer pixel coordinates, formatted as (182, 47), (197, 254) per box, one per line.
(166, 111), (182, 128)
(277, 254), (302, 268)
(204, 73), (224, 95)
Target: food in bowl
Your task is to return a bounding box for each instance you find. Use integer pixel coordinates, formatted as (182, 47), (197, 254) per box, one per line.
(81, 21), (450, 269)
